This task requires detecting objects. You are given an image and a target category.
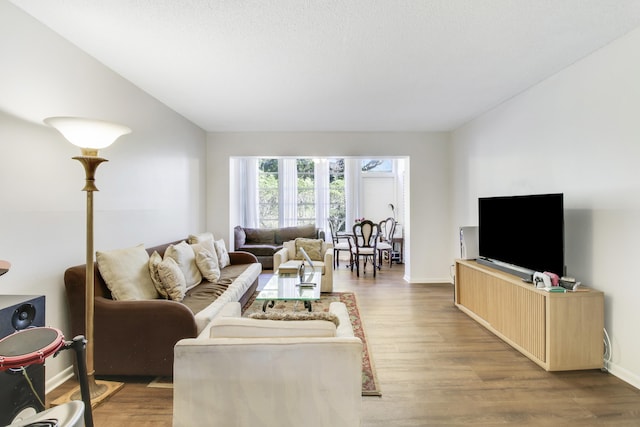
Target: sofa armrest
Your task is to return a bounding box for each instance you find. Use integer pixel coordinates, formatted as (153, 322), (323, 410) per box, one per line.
(215, 301), (242, 318)
(228, 251), (258, 265)
(273, 247), (291, 272)
(93, 296), (197, 376)
(323, 246), (333, 267)
(233, 225), (246, 250)
(321, 246), (334, 293)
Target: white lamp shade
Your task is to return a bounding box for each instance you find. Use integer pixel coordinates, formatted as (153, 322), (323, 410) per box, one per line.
(44, 116), (131, 150)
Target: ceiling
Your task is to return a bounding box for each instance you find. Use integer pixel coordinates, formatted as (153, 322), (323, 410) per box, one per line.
(11, 0), (640, 132)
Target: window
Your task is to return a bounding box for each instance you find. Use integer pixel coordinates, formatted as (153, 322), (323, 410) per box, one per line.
(297, 159), (315, 225)
(256, 158), (345, 229)
(329, 159), (346, 232)
(257, 159), (278, 228)
(361, 159), (393, 173)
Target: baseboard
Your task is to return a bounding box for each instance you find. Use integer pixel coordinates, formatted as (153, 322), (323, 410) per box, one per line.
(46, 365), (74, 395)
(406, 276), (453, 284)
(606, 360), (640, 391)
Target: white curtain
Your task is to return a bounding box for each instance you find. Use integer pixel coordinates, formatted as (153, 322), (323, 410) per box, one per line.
(238, 158), (259, 228)
(345, 158), (361, 230)
(245, 158), (260, 228)
(279, 158), (298, 227)
(314, 159), (330, 239)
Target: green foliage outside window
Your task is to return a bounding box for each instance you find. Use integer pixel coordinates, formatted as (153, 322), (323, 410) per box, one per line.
(257, 158), (346, 230)
(258, 171), (278, 228)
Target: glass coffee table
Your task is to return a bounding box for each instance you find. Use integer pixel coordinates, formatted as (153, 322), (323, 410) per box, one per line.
(256, 271), (322, 312)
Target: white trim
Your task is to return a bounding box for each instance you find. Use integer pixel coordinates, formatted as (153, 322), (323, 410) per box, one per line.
(405, 276), (454, 284)
(606, 361), (640, 391)
(45, 365), (75, 395)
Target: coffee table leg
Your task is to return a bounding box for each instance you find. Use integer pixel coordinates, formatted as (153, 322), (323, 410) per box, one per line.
(262, 300), (275, 312)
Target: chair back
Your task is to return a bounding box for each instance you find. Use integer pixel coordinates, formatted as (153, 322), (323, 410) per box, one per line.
(352, 220), (379, 250)
(328, 219), (339, 245)
(379, 217), (396, 242)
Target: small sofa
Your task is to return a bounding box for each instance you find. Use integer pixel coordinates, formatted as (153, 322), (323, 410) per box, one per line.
(273, 240), (334, 292)
(64, 238), (261, 377)
(233, 224), (325, 269)
(173, 301), (362, 427)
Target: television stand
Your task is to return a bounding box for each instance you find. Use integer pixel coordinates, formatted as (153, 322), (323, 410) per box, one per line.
(455, 260), (604, 371)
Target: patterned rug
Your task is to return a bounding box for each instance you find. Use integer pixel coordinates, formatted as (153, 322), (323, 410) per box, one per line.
(149, 292), (381, 396)
(243, 291), (381, 396)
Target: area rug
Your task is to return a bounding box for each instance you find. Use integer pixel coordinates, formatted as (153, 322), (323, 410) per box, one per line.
(149, 292), (381, 396)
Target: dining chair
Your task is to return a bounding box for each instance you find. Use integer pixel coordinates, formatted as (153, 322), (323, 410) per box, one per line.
(328, 219), (352, 269)
(377, 217), (396, 268)
(351, 220), (379, 277)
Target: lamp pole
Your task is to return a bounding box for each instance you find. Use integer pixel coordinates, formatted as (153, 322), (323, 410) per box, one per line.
(73, 155), (111, 401)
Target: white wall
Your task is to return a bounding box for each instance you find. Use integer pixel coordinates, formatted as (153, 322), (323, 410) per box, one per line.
(206, 132), (453, 283)
(451, 27), (640, 388)
(0, 3), (206, 389)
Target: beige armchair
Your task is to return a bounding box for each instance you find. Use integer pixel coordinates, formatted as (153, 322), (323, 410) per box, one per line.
(173, 301), (362, 427)
(273, 240), (334, 292)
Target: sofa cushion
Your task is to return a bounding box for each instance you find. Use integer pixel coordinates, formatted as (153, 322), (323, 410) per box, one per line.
(157, 257), (187, 301)
(149, 251), (169, 299)
(97, 244), (159, 301)
(210, 316), (337, 338)
(248, 310), (340, 326)
(275, 224), (317, 244)
(294, 238), (324, 261)
(212, 239), (229, 269)
(237, 244), (281, 256)
(245, 228), (275, 244)
(188, 232), (216, 255)
(194, 248), (221, 282)
(165, 241), (202, 289)
(192, 262), (262, 335)
(180, 265), (250, 312)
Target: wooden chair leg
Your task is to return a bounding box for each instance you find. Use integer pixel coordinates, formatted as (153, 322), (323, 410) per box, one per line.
(373, 254), (377, 277)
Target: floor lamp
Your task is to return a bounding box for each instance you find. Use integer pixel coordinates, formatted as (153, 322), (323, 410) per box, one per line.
(45, 116), (131, 407)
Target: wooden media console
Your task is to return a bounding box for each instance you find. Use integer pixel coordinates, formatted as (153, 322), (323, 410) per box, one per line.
(455, 260), (604, 371)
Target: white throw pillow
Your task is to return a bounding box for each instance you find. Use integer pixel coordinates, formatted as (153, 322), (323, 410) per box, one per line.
(157, 257), (187, 301)
(148, 251), (168, 299)
(164, 241), (202, 289)
(96, 244), (159, 301)
(294, 238), (324, 261)
(214, 239), (231, 269)
(194, 247), (221, 282)
(188, 232), (216, 255)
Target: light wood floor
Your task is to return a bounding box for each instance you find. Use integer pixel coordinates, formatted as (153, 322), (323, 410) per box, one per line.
(47, 262), (640, 426)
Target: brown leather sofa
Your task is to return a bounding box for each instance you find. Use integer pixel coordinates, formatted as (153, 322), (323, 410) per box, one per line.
(233, 224), (325, 269)
(63, 239), (260, 377)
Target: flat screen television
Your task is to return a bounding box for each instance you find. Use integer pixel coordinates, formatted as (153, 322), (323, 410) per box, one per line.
(477, 193), (565, 280)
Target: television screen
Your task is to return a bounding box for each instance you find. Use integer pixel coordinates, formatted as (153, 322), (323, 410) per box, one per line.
(478, 193), (564, 276)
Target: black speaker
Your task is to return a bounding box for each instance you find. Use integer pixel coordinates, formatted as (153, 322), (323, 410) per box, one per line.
(0, 295), (46, 426)
(0, 295), (45, 339)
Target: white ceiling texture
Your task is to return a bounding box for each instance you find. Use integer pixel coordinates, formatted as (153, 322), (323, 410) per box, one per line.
(10, 0), (640, 132)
